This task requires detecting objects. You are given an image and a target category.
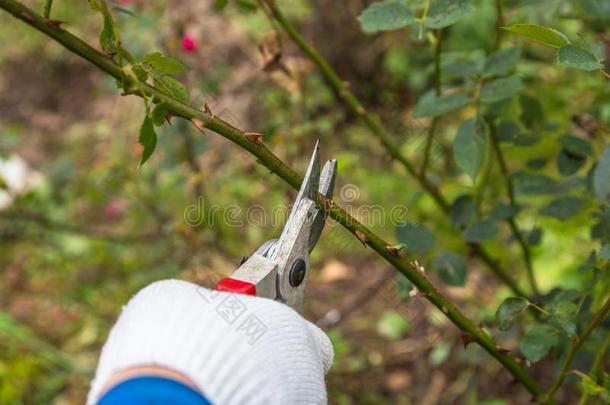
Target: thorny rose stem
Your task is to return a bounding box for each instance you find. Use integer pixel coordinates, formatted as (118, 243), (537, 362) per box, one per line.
(0, 0), (543, 399)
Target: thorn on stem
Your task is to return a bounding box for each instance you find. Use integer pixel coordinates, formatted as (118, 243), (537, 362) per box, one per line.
(460, 332), (475, 348)
(385, 245), (400, 257)
(245, 132), (264, 145)
(192, 118), (207, 130)
(496, 345), (511, 354)
(165, 110), (175, 125)
(106, 51), (118, 63)
(354, 230), (367, 246)
(20, 10), (34, 21)
(322, 196), (333, 210)
(410, 260), (426, 275)
(203, 103), (213, 115)
(45, 19), (64, 29)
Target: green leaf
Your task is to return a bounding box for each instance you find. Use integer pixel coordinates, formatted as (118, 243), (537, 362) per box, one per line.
(527, 158), (547, 170)
(358, 0), (416, 33)
(131, 64), (148, 82)
(484, 97), (512, 118)
(432, 251), (467, 286)
(502, 23), (570, 48)
(151, 103), (168, 126)
(489, 203), (520, 220)
(138, 116), (157, 166)
(559, 135), (593, 157)
(89, 0), (119, 53)
(600, 244), (610, 260)
(396, 222), (435, 253)
(376, 310), (411, 340)
(413, 92), (470, 118)
(155, 76), (189, 103)
(450, 195), (476, 227)
(484, 47), (521, 76)
(546, 300), (578, 337)
(118, 47), (136, 64)
(441, 50), (485, 79)
(513, 133), (541, 146)
(580, 374), (605, 396)
(575, 0), (610, 20)
(519, 95), (544, 129)
(142, 52), (186, 74)
(528, 227), (543, 245)
(592, 205), (610, 243)
(463, 219), (498, 242)
(557, 150), (586, 176)
(539, 196), (586, 220)
(424, 0), (474, 29)
(594, 146), (610, 200)
(213, 0), (229, 10)
(236, 0), (257, 13)
(480, 75), (523, 103)
(99, 12), (117, 53)
(557, 45), (604, 71)
(453, 118), (489, 182)
(552, 289), (582, 303)
(579, 0), (610, 18)
(495, 297), (529, 331)
(496, 120), (521, 142)
(513, 172), (559, 195)
(520, 324), (559, 362)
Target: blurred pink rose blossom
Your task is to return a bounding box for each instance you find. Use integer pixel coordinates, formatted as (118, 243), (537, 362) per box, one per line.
(181, 35), (197, 52)
(103, 199), (127, 220)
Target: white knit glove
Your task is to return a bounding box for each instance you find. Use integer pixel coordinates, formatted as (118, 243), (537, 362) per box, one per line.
(87, 279), (333, 405)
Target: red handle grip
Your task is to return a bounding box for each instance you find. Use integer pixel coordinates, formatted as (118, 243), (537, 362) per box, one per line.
(216, 277), (256, 296)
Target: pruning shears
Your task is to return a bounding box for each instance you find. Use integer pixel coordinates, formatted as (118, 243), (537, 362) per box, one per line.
(216, 141), (337, 312)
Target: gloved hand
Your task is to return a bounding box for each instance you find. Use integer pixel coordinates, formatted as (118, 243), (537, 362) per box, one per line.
(87, 279), (333, 405)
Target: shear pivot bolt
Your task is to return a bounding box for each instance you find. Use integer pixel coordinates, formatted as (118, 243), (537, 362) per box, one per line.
(289, 259), (306, 287)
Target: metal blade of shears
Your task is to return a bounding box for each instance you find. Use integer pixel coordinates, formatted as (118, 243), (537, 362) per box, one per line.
(217, 140), (337, 312)
(308, 158), (337, 252)
(268, 141), (321, 310)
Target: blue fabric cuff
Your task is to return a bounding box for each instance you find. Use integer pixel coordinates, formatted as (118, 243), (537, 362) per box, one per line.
(97, 375), (211, 405)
